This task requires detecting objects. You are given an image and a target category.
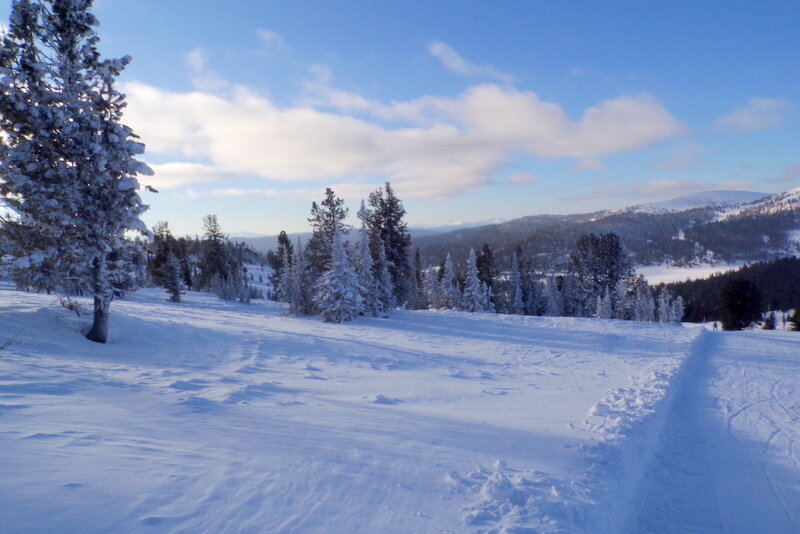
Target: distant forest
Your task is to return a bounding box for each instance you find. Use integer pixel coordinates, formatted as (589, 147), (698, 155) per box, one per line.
(664, 257), (800, 322)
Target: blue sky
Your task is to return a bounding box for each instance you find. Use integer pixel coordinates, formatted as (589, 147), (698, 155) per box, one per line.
(1, 1), (798, 236)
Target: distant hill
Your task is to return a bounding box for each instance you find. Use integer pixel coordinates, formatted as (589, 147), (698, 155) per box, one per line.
(629, 190), (768, 214)
(412, 188), (799, 271)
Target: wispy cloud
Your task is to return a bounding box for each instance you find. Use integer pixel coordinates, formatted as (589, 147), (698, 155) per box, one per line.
(144, 162), (227, 190)
(427, 41), (514, 83)
(713, 97), (793, 134)
(256, 29), (286, 49)
(650, 144), (707, 170)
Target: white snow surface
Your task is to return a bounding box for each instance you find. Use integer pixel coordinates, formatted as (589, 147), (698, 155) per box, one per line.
(637, 262), (747, 285)
(0, 285), (798, 533)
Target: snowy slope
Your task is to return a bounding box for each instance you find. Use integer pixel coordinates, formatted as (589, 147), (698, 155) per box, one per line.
(1, 287), (798, 532)
(629, 190), (768, 214)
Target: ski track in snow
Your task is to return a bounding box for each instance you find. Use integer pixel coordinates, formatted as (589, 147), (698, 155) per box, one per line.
(625, 330), (800, 533)
(0, 285), (798, 532)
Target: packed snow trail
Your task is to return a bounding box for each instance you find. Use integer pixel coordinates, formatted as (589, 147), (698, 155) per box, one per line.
(625, 329), (800, 533)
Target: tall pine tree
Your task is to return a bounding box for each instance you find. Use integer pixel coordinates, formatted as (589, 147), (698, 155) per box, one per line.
(0, 0), (151, 343)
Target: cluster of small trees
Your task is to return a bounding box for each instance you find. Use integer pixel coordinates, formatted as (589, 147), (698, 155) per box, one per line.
(271, 184), (413, 323)
(0, 0), (150, 342)
(412, 232), (682, 324)
(147, 215), (261, 304)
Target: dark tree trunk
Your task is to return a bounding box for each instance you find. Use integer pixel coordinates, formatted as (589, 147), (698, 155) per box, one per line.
(86, 296), (109, 343)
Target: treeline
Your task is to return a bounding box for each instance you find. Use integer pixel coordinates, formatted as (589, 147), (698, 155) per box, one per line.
(268, 186), (682, 325)
(664, 256), (800, 322)
(145, 215), (264, 304)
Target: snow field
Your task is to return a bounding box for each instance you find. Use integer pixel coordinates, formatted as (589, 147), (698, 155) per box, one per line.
(1, 285), (702, 532)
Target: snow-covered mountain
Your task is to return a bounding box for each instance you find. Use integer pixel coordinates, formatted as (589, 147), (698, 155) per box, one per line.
(414, 187), (800, 268)
(630, 190), (769, 214)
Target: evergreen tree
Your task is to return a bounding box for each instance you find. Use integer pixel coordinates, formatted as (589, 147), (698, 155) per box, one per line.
(164, 251), (183, 303)
(198, 214), (227, 291)
(314, 215), (363, 323)
(305, 188), (348, 282)
(277, 246), (296, 305)
(354, 201), (379, 317)
(762, 311), (776, 330)
(462, 248), (484, 312)
(481, 282), (495, 313)
(268, 231), (293, 298)
(372, 234), (396, 316)
(422, 267), (442, 309)
(671, 295), (685, 324)
(0, 0), (151, 342)
(367, 182), (411, 302)
(543, 276), (563, 317)
(509, 252), (525, 315)
(721, 279), (762, 330)
(595, 287), (613, 319)
(290, 239), (311, 315)
(657, 288), (673, 323)
(614, 279), (632, 320)
(440, 253), (460, 309)
(476, 244), (497, 292)
(404, 252), (423, 310)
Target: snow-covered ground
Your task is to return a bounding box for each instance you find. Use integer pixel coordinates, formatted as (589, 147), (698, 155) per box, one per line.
(638, 262), (747, 285)
(1, 286), (798, 533)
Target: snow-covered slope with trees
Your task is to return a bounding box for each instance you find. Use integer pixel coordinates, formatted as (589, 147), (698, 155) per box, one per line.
(2, 285), (798, 533)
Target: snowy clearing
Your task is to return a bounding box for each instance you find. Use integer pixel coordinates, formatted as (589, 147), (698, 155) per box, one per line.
(0, 286), (798, 533)
(637, 263), (747, 285)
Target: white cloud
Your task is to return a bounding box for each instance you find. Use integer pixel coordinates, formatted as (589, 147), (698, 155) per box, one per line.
(121, 76), (683, 199)
(257, 29), (286, 49)
(427, 41), (514, 83)
(143, 162), (227, 191)
(713, 98), (793, 133)
(650, 144), (706, 170)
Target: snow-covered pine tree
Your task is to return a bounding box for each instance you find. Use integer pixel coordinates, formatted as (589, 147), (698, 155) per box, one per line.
(633, 281), (655, 322)
(481, 282), (495, 313)
(543, 276), (563, 317)
(403, 252), (423, 310)
(277, 246), (296, 306)
(0, 0), (151, 343)
(440, 253), (460, 310)
(373, 234), (396, 316)
(657, 288), (672, 323)
(462, 248), (484, 313)
(289, 239), (310, 315)
(354, 200), (379, 316)
(422, 267), (441, 309)
(269, 231), (293, 298)
(305, 188), (348, 292)
(613, 279), (632, 320)
(314, 215), (363, 323)
(595, 287), (613, 319)
(367, 182), (411, 302)
(164, 251), (184, 303)
(509, 252), (525, 315)
(671, 295), (685, 324)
